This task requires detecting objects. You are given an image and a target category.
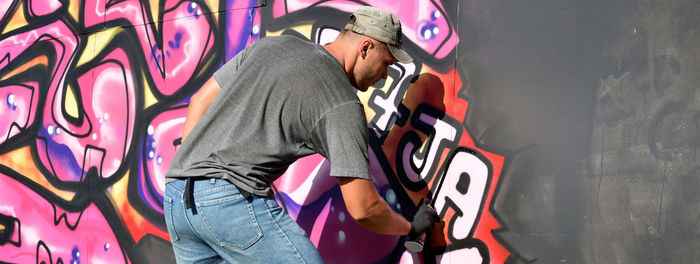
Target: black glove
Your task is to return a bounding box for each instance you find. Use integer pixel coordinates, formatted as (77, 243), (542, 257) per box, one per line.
(407, 197), (440, 238)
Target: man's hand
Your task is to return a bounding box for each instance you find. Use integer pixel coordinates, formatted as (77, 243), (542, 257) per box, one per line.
(407, 197), (440, 238)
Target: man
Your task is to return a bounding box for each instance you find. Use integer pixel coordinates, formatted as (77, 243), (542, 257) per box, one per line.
(164, 6), (439, 263)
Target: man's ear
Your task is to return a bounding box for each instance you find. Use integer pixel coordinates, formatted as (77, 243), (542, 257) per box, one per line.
(360, 39), (373, 59)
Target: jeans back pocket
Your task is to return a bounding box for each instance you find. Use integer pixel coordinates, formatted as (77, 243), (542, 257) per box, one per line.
(197, 194), (263, 249)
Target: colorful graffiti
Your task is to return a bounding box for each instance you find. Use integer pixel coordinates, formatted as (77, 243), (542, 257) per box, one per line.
(0, 0), (513, 262)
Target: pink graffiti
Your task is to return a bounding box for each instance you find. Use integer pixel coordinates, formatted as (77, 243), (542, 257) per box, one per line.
(434, 149), (489, 241)
(0, 174), (126, 263)
(0, 0), (512, 263)
(0, 21), (78, 55)
(402, 112), (459, 184)
(312, 188), (399, 263)
(0, 1), (12, 19)
(0, 22), (79, 147)
(0, 82), (39, 145)
(272, 0), (459, 59)
(37, 47), (137, 181)
(436, 247), (484, 263)
(273, 149), (399, 262)
(275, 154), (332, 209)
(28, 0), (63, 16)
(84, 0), (216, 96)
(139, 106), (187, 213)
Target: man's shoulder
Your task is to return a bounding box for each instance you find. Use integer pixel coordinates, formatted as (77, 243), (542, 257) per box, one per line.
(255, 35), (315, 49)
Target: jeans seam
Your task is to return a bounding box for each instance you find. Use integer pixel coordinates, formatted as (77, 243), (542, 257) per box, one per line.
(264, 199), (306, 264)
(167, 183), (183, 196)
(164, 195), (180, 242)
(195, 193), (243, 207)
(182, 192), (205, 242)
(193, 184), (237, 197)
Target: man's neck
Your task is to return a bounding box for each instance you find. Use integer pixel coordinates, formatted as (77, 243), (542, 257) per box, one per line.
(324, 41), (358, 88)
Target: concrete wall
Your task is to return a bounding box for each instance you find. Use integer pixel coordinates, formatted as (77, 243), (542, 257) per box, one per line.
(464, 0), (700, 262)
(1, 0), (698, 263)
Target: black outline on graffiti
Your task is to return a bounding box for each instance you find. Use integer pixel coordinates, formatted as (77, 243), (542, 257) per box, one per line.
(422, 146), (491, 263)
(0, 213), (21, 247)
(1, 82), (35, 141)
(59, 81), (87, 130)
(0, 165), (132, 263)
(395, 103), (463, 192)
(32, 29), (141, 189)
(367, 63), (417, 141)
(36, 240), (54, 264)
(131, 103), (189, 223)
(0, 40), (56, 151)
(0, 0), (530, 263)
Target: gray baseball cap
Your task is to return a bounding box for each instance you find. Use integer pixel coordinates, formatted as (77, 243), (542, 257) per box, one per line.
(344, 6), (412, 63)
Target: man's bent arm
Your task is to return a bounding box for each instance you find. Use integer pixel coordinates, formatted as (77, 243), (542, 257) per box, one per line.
(182, 77), (221, 142)
(337, 177), (411, 236)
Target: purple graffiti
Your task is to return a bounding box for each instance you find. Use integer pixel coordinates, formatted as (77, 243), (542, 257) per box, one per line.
(273, 149), (402, 262)
(84, 0), (216, 96)
(225, 0), (261, 61)
(0, 21), (78, 146)
(0, 0), (513, 262)
(36, 47), (137, 181)
(138, 106), (187, 213)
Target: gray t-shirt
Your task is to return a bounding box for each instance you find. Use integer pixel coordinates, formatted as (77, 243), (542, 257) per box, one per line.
(165, 35), (371, 197)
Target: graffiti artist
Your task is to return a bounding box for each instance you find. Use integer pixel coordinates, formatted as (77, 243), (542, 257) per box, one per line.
(163, 6), (439, 263)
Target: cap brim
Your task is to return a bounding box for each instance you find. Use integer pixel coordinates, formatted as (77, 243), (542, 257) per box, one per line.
(388, 45), (412, 63)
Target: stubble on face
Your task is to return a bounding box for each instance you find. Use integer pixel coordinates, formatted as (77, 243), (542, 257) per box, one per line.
(355, 40), (395, 92)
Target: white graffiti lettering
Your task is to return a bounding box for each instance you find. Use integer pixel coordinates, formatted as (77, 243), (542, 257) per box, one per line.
(434, 148), (489, 240)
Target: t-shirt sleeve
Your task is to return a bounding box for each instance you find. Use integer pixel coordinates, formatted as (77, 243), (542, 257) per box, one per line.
(213, 47), (248, 88)
(309, 102), (372, 180)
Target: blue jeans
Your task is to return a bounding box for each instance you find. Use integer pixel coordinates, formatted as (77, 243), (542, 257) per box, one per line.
(164, 178), (324, 263)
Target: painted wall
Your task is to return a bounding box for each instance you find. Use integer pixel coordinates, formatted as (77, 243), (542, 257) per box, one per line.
(0, 0), (509, 263)
(2, 0), (699, 263)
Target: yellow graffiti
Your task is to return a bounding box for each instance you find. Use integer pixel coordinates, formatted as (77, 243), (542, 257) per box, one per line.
(1, 56), (48, 81)
(77, 28), (123, 67)
(0, 147), (76, 201)
(143, 73), (159, 109)
(107, 170), (169, 242)
(64, 85), (80, 119)
(205, 0), (220, 21)
(149, 0), (159, 29)
(107, 169), (129, 208)
(356, 76), (395, 124)
(267, 24), (313, 39)
(68, 0), (81, 23)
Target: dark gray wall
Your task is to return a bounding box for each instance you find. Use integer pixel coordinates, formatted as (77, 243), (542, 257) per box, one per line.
(449, 0), (700, 262)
